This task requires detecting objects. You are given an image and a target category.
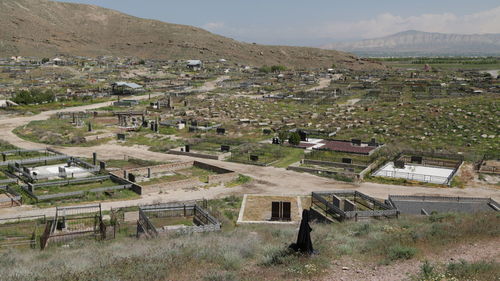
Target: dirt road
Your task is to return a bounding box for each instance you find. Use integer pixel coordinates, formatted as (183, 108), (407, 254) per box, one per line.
(306, 77), (332, 92)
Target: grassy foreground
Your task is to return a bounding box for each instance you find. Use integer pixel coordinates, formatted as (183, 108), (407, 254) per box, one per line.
(0, 209), (498, 281)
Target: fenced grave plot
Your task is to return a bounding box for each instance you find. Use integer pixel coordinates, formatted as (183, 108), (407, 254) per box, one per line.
(478, 160), (500, 175)
(0, 215), (46, 249)
(115, 161), (238, 194)
(0, 148), (65, 166)
(0, 185), (22, 207)
(229, 143), (303, 166)
(21, 174), (139, 204)
(237, 194), (304, 225)
(372, 152), (462, 185)
(387, 195), (500, 215)
(41, 204), (112, 249)
(9, 157), (100, 183)
(137, 202), (221, 238)
(311, 191), (397, 222)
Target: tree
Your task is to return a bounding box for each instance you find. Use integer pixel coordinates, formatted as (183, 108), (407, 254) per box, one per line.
(278, 131), (289, 144)
(289, 132), (301, 146)
(41, 58), (50, 64)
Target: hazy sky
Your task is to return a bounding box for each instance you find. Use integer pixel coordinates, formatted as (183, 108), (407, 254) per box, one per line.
(58, 0), (500, 46)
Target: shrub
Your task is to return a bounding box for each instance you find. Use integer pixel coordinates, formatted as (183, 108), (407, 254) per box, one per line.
(288, 132), (301, 146)
(446, 260), (498, 279)
(387, 245), (417, 261)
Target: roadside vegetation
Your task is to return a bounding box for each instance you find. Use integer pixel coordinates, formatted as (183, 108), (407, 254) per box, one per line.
(0, 202), (497, 281)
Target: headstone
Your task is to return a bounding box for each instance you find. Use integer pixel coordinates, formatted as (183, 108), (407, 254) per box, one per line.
(394, 160), (405, 169)
(351, 139), (362, 146)
(92, 152), (97, 165)
(282, 202), (291, 221)
(342, 158), (352, 164)
(88, 122), (93, 132)
(271, 202), (280, 220)
(128, 173), (136, 182)
(332, 195), (342, 208)
(99, 161), (106, 172)
(185, 145), (190, 153)
(147, 168), (151, 178)
(344, 199), (356, 211)
(216, 128), (226, 135)
(298, 131), (308, 142)
(250, 155), (259, 161)
(58, 167), (67, 178)
(221, 145), (230, 152)
(117, 133), (126, 141)
(411, 156), (423, 164)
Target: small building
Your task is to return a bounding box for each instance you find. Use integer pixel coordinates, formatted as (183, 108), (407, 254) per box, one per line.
(111, 82), (143, 95)
(186, 60), (203, 71)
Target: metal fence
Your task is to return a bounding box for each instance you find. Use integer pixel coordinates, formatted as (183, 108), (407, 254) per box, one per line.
(138, 202), (221, 237)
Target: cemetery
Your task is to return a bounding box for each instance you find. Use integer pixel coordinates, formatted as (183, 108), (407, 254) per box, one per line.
(311, 191), (398, 222)
(137, 201), (221, 237)
(0, 148), (64, 166)
(386, 195), (500, 215)
(372, 152), (463, 185)
(111, 161), (238, 194)
(237, 194), (307, 224)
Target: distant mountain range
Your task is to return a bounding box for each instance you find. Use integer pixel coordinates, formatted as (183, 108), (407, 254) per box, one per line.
(321, 30), (500, 57)
(0, 0), (385, 70)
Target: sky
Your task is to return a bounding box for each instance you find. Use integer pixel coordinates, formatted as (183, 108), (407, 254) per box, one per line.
(58, 0), (500, 46)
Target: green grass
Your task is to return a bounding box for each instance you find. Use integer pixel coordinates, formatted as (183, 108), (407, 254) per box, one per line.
(33, 179), (117, 196)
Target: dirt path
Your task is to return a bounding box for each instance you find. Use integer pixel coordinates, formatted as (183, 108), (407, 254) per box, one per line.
(306, 77), (332, 92)
(323, 238), (500, 281)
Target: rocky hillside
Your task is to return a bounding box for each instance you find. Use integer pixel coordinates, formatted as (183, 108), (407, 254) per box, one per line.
(322, 30), (500, 57)
(0, 0), (384, 70)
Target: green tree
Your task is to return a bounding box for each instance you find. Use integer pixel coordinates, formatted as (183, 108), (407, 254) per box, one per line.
(288, 132), (301, 146)
(278, 131), (289, 143)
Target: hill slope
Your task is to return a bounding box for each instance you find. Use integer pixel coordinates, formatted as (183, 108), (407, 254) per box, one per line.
(322, 30), (500, 57)
(0, 0), (383, 70)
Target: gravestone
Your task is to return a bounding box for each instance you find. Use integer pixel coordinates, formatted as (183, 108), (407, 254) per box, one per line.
(344, 199), (356, 211)
(282, 202), (291, 221)
(271, 201), (280, 220)
(92, 152), (97, 165)
(58, 167), (67, 178)
(185, 145), (190, 153)
(99, 161), (106, 172)
(342, 158), (352, 164)
(128, 173), (136, 182)
(298, 131), (308, 142)
(411, 156), (423, 164)
(351, 139), (362, 146)
(88, 122), (93, 132)
(250, 155), (259, 162)
(394, 160), (405, 169)
(117, 133), (126, 141)
(216, 128), (226, 135)
(332, 195), (342, 208)
(221, 145), (230, 152)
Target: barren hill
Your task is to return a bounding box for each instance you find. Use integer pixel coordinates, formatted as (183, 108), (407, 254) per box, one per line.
(322, 30), (500, 57)
(0, 0), (383, 70)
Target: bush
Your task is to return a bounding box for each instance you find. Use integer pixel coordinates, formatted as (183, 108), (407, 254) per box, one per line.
(387, 245), (417, 261)
(12, 89), (56, 105)
(288, 132), (301, 146)
(446, 260), (498, 279)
